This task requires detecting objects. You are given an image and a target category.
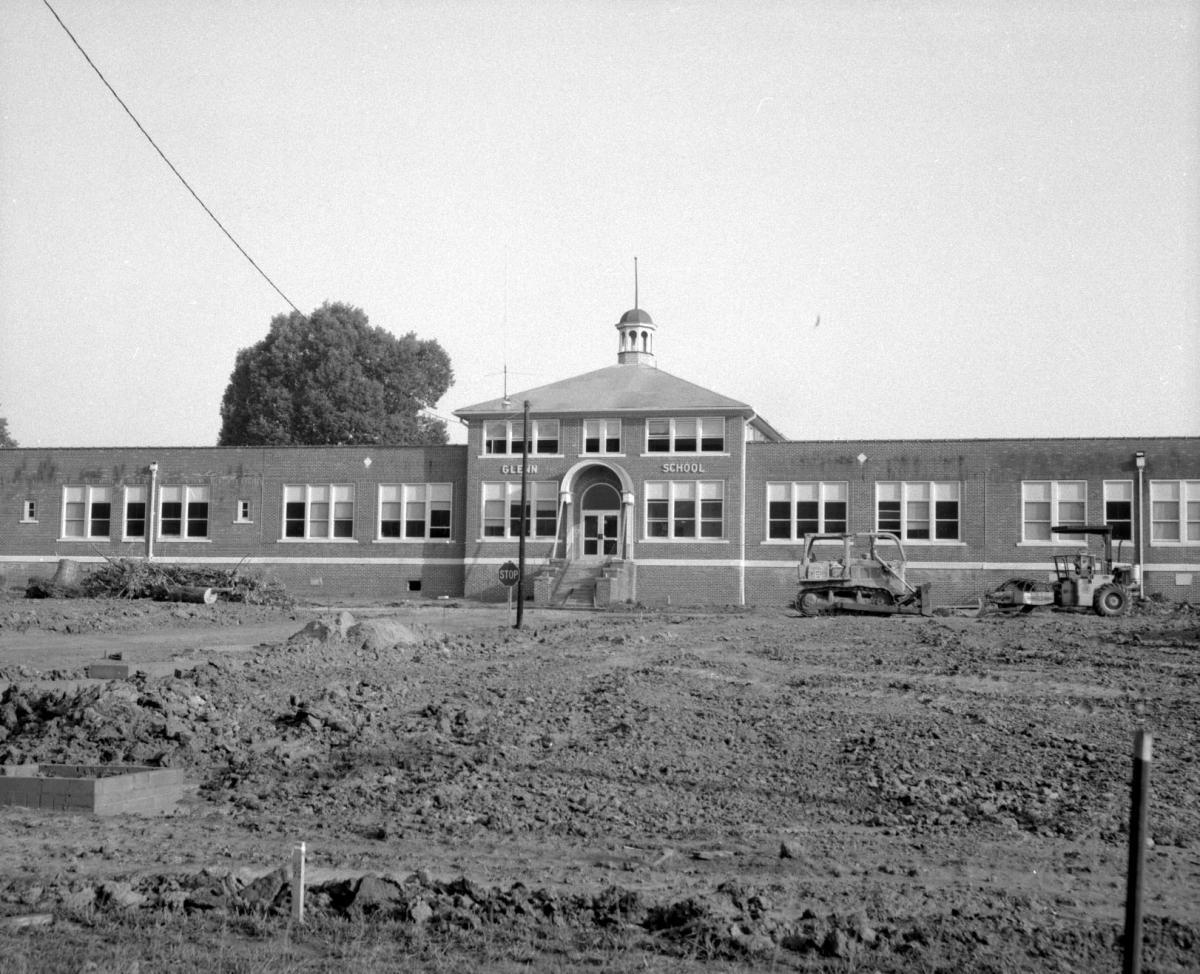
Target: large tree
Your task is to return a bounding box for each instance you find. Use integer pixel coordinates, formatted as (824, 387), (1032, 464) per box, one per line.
(218, 302), (452, 446)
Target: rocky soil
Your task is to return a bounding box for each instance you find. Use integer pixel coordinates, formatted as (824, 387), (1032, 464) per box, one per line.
(0, 595), (1197, 971)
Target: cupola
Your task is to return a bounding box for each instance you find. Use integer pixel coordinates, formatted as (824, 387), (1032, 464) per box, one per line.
(615, 307), (656, 366)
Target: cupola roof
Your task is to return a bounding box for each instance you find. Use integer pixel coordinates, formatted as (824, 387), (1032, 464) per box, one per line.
(617, 308), (654, 325)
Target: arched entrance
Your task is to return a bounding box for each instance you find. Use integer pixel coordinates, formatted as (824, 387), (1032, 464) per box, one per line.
(556, 459), (635, 563)
(580, 482), (621, 558)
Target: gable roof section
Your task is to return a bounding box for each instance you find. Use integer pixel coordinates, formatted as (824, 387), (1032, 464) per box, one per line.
(454, 364), (755, 418)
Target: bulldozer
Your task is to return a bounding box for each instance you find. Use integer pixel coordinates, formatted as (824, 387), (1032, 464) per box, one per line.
(986, 524), (1135, 617)
(795, 531), (932, 617)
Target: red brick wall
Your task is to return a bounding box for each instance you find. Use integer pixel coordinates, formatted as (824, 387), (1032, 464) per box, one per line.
(1, 445), (469, 599)
(3, 436), (1196, 606)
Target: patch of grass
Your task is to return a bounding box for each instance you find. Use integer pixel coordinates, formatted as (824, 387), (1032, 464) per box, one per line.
(0, 912), (787, 974)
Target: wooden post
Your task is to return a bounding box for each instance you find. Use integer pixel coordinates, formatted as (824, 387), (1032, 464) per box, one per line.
(292, 841), (306, 923)
(1123, 730), (1152, 974)
(516, 399), (529, 629)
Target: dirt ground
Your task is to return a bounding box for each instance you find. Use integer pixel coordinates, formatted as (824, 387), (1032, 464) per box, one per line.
(0, 592), (1197, 971)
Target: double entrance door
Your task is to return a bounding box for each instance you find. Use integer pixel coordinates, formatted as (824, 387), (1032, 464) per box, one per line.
(582, 512), (619, 557)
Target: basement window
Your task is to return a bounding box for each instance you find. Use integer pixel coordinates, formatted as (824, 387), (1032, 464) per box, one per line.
(407, 580), (422, 593)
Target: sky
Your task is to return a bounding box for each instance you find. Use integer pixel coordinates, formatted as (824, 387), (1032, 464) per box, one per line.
(1, 0), (1197, 448)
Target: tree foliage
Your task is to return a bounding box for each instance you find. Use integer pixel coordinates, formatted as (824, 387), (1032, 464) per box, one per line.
(0, 415), (16, 448)
(218, 302), (453, 446)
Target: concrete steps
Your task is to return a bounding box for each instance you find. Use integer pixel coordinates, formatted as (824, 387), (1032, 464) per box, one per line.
(554, 562), (603, 608)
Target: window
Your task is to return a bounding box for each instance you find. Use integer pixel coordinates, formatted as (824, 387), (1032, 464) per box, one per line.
(1104, 481), (1133, 542)
(877, 482), (960, 541)
(481, 482), (557, 539)
(1150, 480), (1200, 544)
(283, 484), (354, 539)
(645, 417), (725, 454)
(482, 420), (560, 456)
(21, 500), (37, 522)
(583, 419), (622, 454)
(379, 484), (452, 540)
(235, 499), (252, 523)
(62, 486), (111, 539)
(1021, 481), (1085, 542)
(645, 481), (724, 540)
(160, 485), (209, 539)
(124, 486), (146, 539)
(534, 420), (559, 454)
(767, 482), (848, 540)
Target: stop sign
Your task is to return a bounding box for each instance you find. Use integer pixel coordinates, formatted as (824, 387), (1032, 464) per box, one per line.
(498, 561), (520, 587)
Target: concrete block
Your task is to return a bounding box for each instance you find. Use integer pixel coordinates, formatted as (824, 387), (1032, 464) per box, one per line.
(86, 662), (134, 679)
(0, 765), (187, 815)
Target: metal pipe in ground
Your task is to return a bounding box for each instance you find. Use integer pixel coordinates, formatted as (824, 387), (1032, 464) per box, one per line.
(1123, 730), (1152, 974)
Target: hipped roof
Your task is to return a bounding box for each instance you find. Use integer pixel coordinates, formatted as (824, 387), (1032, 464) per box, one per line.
(455, 364), (752, 417)
(454, 363), (786, 440)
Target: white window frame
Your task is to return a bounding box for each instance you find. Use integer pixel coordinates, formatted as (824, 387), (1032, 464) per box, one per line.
(159, 485), (210, 540)
(482, 419), (561, 456)
(766, 482), (848, 541)
(582, 418), (622, 455)
(644, 417), (726, 455)
(1019, 480), (1087, 544)
(1103, 480), (1133, 544)
(480, 481), (558, 540)
(1149, 480), (1200, 546)
(378, 483), (453, 541)
(282, 484), (355, 541)
(645, 480), (724, 541)
(124, 485), (147, 540)
(234, 499), (252, 523)
(877, 481), (962, 543)
(21, 500), (37, 523)
(61, 485), (111, 540)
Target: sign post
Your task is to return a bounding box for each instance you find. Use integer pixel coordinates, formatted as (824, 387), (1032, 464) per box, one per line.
(498, 560), (520, 627)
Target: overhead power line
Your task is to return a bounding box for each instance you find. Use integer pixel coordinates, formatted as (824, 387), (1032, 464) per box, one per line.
(41, 0), (302, 314)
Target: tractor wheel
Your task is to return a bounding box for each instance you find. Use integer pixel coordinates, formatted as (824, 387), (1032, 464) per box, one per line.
(798, 592), (824, 617)
(1093, 584), (1129, 617)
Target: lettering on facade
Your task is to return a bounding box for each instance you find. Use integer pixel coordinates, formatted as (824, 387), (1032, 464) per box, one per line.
(661, 462), (705, 473)
(501, 464), (538, 475)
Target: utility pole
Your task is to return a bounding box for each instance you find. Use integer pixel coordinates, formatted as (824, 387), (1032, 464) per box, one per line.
(515, 399), (529, 629)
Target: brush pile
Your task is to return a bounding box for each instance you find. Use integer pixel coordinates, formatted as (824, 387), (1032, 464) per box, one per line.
(26, 559), (291, 606)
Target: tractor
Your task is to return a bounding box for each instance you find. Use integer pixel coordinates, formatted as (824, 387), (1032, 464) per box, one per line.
(986, 524), (1135, 617)
(795, 531), (932, 617)
(1048, 524), (1135, 616)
